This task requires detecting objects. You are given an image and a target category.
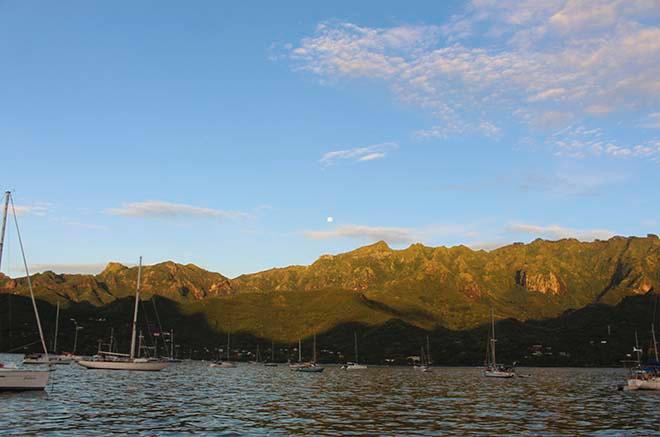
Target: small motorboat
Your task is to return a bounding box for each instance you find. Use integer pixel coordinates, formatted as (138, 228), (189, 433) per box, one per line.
(341, 362), (368, 370)
(292, 363), (324, 373)
(209, 361), (236, 368)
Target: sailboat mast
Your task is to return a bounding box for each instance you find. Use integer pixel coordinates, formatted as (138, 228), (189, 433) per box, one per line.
(171, 329), (174, 359)
(354, 332), (359, 364)
(490, 308), (497, 365)
(426, 335), (431, 365)
(298, 339), (302, 362)
(226, 331), (231, 361)
(129, 256), (143, 361)
(53, 300), (60, 352)
(0, 191), (10, 269)
(652, 323), (659, 363)
(8, 192), (49, 359)
(313, 334), (317, 363)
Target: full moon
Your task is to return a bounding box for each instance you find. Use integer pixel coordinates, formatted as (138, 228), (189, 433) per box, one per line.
(326, 216), (334, 223)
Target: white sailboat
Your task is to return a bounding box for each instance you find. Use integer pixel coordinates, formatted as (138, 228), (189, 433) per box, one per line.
(78, 257), (168, 371)
(483, 308), (515, 378)
(0, 191), (50, 391)
(624, 325), (660, 391)
(291, 334), (324, 373)
(414, 336), (432, 372)
(210, 331), (236, 368)
(166, 329), (181, 363)
(342, 332), (367, 370)
(264, 340), (278, 367)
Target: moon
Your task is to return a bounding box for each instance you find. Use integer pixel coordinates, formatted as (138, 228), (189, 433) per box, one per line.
(326, 216), (334, 223)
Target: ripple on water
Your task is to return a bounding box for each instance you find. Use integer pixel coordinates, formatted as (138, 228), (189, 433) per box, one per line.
(1, 357), (658, 436)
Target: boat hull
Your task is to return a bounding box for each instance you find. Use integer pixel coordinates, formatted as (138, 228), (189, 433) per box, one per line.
(209, 362), (236, 368)
(484, 370), (515, 378)
(78, 360), (168, 371)
(23, 356), (74, 365)
(0, 369), (49, 391)
(342, 364), (368, 370)
(626, 378), (660, 391)
(294, 366), (324, 373)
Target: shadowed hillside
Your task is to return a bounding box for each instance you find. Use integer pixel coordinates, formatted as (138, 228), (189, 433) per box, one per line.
(1, 293), (657, 366)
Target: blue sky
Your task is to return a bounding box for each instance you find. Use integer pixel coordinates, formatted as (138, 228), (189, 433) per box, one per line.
(1, 0), (658, 277)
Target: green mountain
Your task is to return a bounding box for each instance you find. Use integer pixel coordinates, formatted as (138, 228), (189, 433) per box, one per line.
(1, 235), (658, 343)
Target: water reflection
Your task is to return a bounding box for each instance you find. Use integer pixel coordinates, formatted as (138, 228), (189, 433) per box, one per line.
(1, 356), (658, 436)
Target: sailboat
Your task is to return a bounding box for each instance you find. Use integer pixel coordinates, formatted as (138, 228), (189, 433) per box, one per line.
(166, 329), (181, 363)
(624, 324), (660, 391)
(78, 257), (168, 371)
(264, 340), (278, 367)
(0, 191), (50, 390)
(414, 336), (432, 372)
(291, 334), (324, 373)
(210, 331), (236, 368)
(23, 301), (74, 365)
(483, 308), (515, 378)
(341, 332), (367, 370)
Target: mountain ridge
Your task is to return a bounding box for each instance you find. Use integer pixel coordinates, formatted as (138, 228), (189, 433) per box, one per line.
(1, 235), (658, 332)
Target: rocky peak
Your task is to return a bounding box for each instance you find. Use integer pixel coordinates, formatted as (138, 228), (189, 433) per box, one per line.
(100, 262), (128, 276)
(515, 270), (565, 295)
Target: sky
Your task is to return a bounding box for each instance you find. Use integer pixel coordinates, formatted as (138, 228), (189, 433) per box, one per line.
(0, 0), (658, 278)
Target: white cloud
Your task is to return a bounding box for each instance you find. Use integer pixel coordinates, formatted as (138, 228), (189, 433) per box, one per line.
(11, 204), (49, 217)
(286, 2), (660, 155)
(320, 142), (397, 166)
(107, 201), (251, 220)
(467, 240), (509, 251)
(303, 223), (475, 244)
(641, 112), (660, 129)
(506, 222), (616, 241)
(551, 125), (660, 159)
(63, 221), (109, 231)
(6, 263), (108, 276)
(304, 224), (414, 244)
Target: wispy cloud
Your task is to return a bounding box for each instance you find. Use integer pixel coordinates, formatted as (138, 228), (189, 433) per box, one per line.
(12, 203), (50, 216)
(62, 221), (109, 231)
(506, 222), (616, 241)
(304, 224), (414, 244)
(641, 112), (660, 129)
(6, 263), (109, 276)
(519, 169), (628, 197)
(320, 142), (398, 166)
(551, 125), (660, 159)
(303, 223), (475, 244)
(107, 201), (251, 220)
(286, 2), (659, 155)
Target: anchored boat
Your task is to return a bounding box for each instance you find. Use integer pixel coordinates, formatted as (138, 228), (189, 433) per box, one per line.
(0, 191), (51, 391)
(483, 308), (515, 378)
(623, 326), (660, 391)
(78, 257), (168, 372)
(341, 332), (367, 370)
(290, 335), (324, 372)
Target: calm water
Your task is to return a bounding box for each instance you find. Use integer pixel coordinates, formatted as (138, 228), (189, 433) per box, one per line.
(1, 354), (658, 436)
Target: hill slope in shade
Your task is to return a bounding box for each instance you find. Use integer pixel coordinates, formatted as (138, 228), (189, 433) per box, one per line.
(0, 235), (658, 333)
(1, 293), (658, 366)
